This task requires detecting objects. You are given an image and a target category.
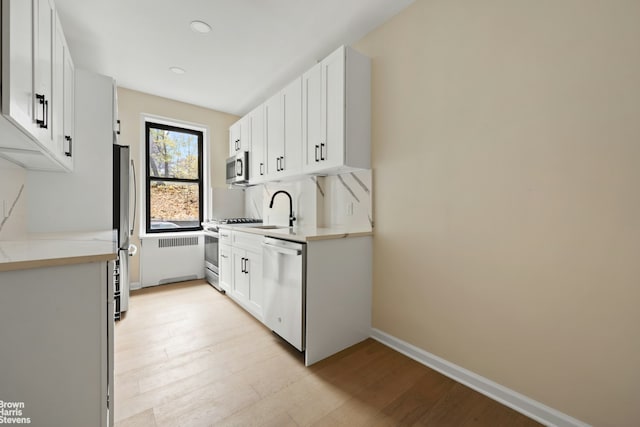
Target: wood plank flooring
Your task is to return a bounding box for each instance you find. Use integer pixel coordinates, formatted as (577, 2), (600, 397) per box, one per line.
(114, 280), (541, 427)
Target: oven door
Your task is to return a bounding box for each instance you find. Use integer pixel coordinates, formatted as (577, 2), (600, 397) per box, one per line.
(204, 230), (222, 291)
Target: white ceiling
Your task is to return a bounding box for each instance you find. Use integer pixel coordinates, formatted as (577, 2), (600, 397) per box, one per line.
(54, 0), (414, 117)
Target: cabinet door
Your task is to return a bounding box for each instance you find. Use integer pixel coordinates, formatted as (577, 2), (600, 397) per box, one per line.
(1, 0), (35, 141)
(229, 121), (241, 155)
(33, 0), (55, 148)
(219, 244), (232, 293)
(282, 77), (302, 177)
(245, 248), (263, 319)
(265, 92), (284, 177)
(63, 44), (75, 161)
(52, 17), (65, 160)
(248, 105), (266, 183)
(301, 63), (322, 172)
(321, 46), (346, 169)
(231, 247), (249, 301)
(239, 115), (250, 152)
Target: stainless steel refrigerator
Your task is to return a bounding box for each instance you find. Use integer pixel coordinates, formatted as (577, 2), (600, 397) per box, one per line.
(113, 144), (136, 319)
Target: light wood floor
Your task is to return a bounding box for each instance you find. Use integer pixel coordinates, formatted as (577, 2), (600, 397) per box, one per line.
(114, 280), (541, 427)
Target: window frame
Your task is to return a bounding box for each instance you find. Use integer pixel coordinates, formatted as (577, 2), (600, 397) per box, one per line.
(144, 121), (204, 234)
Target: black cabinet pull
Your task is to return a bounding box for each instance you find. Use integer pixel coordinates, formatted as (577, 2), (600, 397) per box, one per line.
(280, 156), (285, 171)
(320, 143), (325, 161)
(244, 258), (249, 274)
(241, 257), (245, 273)
(35, 94), (47, 128)
(260, 162), (264, 175)
(315, 145), (320, 162)
(44, 98), (49, 129)
(64, 135), (72, 157)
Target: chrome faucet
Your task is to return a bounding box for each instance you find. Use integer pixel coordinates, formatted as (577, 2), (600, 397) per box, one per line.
(269, 190), (296, 227)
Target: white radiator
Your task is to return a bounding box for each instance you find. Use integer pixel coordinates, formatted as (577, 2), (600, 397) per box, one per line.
(140, 234), (204, 287)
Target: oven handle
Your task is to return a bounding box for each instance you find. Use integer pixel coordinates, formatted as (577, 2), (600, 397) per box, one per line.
(203, 230), (220, 238)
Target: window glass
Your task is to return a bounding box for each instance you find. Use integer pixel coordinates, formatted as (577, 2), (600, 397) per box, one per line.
(145, 122), (203, 233)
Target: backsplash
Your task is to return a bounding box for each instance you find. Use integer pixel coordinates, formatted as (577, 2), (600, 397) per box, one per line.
(0, 158), (27, 240)
(245, 169), (373, 231)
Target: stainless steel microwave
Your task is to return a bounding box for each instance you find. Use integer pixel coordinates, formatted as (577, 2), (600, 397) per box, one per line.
(226, 151), (249, 184)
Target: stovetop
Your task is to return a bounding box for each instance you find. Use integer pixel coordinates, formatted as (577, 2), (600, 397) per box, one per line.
(203, 218), (263, 231)
(218, 218), (263, 225)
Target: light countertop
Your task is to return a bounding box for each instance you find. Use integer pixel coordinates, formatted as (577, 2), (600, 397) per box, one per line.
(219, 225), (373, 243)
(0, 230), (118, 272)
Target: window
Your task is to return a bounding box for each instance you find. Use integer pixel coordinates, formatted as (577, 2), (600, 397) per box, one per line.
(145, 121), (203, 233)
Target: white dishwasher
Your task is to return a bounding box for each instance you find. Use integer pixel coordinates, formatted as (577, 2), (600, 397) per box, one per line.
(262, 236), (306, 351)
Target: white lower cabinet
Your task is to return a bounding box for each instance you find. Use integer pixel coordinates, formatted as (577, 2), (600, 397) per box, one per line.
(219, 243), (232, 293)
(0, 261), (114, 427)
(227, 230), (264, 321)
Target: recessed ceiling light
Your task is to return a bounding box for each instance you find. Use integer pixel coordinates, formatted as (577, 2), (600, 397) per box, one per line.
(190, 20), (211, 34)
(170, 66), (186, 74)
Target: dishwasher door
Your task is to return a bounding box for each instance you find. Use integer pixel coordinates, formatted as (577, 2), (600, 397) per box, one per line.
(262, 237), (306, 351)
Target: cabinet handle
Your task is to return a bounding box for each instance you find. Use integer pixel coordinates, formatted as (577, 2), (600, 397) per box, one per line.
(116, 119), (121, 135)
(260, 162), (264, 175)
(276, 157), (281, 171)
(221, 254), (228, 259)
(244, 258), (249, 274)
(44, 98), (49, 129)
(35, 94), (47, 128)
(235, 139), (240, 151)
(315, 145), (320, 162)
(240, 257), (245, 273)
(64, 135), (72, 157)
(280, 156), (285, 171)
(320, 143), (325, 161)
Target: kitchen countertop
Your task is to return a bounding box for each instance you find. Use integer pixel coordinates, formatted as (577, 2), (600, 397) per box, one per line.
(0, 230), (118, 272)
(219, 224), (373, 243)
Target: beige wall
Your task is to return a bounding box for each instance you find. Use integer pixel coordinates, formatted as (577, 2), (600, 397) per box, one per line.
(116, 88), (238, 283)
(355, 1), (640, 425)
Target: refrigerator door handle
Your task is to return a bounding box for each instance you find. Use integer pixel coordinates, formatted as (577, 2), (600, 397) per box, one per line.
(130, 159), (137, 236)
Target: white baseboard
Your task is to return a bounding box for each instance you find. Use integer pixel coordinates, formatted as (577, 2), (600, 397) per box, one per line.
(370, 328), (589, 427)
(130, 281), (141, 291)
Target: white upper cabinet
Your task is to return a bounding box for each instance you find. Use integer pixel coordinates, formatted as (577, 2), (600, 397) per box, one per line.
(0, 0), (74, 171)
(32, 0), (55, 150)
(227, 45), (370, 184)
(1, 0), (36, 139)
(265, 90), (284, 177)
(53, 13), (75, 169)
(302, 46), (370, 174)
(228, 115), (250, 156)
(263, 76), (302, 180)
(281, 77), (302, 178)
(248, 105), (266, 183)
(63, 36), (75, 161)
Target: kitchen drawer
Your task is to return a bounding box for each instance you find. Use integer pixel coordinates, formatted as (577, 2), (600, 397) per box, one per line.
(219, 228), (232, 244)
(232, 230), (263, 250)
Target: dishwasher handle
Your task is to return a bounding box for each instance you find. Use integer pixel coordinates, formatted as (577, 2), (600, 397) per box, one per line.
(261, 242), (302, 256)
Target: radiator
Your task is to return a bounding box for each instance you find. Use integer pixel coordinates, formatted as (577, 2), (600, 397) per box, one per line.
(140, 234), (204, 287)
